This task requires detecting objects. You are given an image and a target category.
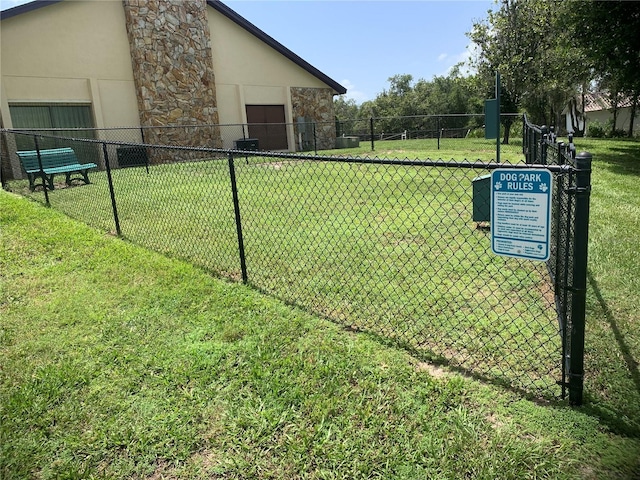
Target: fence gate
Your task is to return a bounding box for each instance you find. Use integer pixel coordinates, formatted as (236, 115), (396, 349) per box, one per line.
(524, 115), (591, 404)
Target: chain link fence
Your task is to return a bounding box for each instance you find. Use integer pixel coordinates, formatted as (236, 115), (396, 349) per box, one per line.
(0, 114), (523, 166)
(1, 122), (590, 402)
(335, 113), (523, 158)
(523, 115), (591, 404)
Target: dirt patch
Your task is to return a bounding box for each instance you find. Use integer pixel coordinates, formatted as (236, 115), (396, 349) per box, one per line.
(485, 413), (506, 430)
(416, 361), (452, 379)
(147, 459), (175, 480)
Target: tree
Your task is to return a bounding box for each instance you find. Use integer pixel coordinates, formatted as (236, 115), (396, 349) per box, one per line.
(561, 1), (640, 137)
(333, 96), (361, 137)
(361, 70), (485, 137)
(468, 0), (589, 139)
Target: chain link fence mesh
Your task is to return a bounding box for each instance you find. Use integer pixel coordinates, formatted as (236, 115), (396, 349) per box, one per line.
(1, 123), (587, 400)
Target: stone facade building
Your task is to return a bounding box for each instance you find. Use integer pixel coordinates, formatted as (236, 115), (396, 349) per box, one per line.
(1, 0), (346, 175)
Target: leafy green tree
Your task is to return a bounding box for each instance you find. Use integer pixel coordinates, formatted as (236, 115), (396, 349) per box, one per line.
(468, 0), (589, 139)
(333, 95), (361, 137)
(333, 96), (359, 121)
(361, 69), (485, 137)
(560, 1), (640, 136)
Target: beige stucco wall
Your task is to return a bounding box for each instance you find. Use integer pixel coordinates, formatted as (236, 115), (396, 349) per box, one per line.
(1, 0), (340, 155)
(208, 8), (335, 149)
(0, 0), (140, 136)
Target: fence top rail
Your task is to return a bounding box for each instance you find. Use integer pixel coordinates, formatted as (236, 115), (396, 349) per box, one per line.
(2, 113), (523, 133)
(360, 113), (521, 122)
(1, 128), (572, 173)
(523, 113), (545, 134)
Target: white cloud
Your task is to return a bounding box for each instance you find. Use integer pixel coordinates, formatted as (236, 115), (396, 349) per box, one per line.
(440, 43), (479, 77)
(437, 53), (448, 62)
(340, 79), (369, 104)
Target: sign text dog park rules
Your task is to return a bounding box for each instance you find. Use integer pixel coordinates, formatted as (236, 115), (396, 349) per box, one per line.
(491, 169), (552, 261)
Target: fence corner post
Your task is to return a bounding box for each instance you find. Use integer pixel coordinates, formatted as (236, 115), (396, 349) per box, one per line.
(569, 150), (592, 406)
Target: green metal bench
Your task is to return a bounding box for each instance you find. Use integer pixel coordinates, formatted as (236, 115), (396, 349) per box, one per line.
(16, 147), (98, 191)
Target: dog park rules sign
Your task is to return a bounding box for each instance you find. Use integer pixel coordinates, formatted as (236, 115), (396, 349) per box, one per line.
(491, 169), (552, 261)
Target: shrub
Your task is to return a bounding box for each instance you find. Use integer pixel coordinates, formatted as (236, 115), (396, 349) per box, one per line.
(608, 128), (627, 138)
(604, 119), (627, 138)
(466, 128), (485, 138)
(587, 121), (605, 138)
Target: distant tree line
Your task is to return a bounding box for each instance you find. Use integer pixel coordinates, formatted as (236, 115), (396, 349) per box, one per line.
(335, 0), (640, 140)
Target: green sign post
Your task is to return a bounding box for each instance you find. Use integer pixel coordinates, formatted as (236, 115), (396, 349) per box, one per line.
(484, 72), (501, 163)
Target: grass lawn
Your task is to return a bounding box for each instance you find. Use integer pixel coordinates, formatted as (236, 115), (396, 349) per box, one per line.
(323, 136), (525, 162)
(1, 136), (639, 478)
(11, 140), (560, 397)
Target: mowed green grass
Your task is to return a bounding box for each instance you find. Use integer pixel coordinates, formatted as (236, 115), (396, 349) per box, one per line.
(2, 136), (639, 478)
(574, 138), (640, 435)
(1, 182), (639, 478)
(323, 136), (524, 162)
(17, 143), (562, 396)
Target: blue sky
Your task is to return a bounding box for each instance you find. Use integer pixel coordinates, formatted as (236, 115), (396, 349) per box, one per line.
(1, 0), (494, 103)
(226, 1), (494, 103)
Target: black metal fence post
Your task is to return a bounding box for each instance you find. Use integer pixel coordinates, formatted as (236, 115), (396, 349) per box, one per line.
(437, 117), (441, 150)
(33, 136), (50, 206)
(523, 126), (528, 162)
(228, 153), (248, 283)
(102, 142), (121, 236)
(555, 141), (567, 399)
(313, 122), (317, 155)
(0, 131), (6, 190)
(540, 125), (548, 165)
(370, 117), (375, 152)
(569, 151), (592, 406)
(568, 134), (576, 160)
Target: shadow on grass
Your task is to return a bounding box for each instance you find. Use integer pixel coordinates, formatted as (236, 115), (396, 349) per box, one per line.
(571, 272), (640, 438)
(596, 142), (640, 177)
(247, 272), (640, 438)
(587, 272), (640, 397)
(247, 281), (565, 407)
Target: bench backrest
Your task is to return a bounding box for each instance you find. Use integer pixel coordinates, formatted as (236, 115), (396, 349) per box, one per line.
(16, 147), (79, 171)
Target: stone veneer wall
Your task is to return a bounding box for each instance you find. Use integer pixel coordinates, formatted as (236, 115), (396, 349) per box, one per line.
(0, 114), (16, 182)
(290, 87), (337, 151)
(122, 0), (222, 152)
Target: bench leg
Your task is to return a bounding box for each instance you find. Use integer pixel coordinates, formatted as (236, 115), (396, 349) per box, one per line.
(27, 173), (53, 191)
(64, 171), (91, 186)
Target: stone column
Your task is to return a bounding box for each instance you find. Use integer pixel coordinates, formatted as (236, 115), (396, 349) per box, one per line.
(290, 87), (337, 151)
(0, 113), (20, 181)
(122, 0), (222, 152)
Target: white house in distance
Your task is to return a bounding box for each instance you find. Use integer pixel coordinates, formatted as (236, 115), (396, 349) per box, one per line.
(1, 0), (346, 177)
(564, 92), (639, 136)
